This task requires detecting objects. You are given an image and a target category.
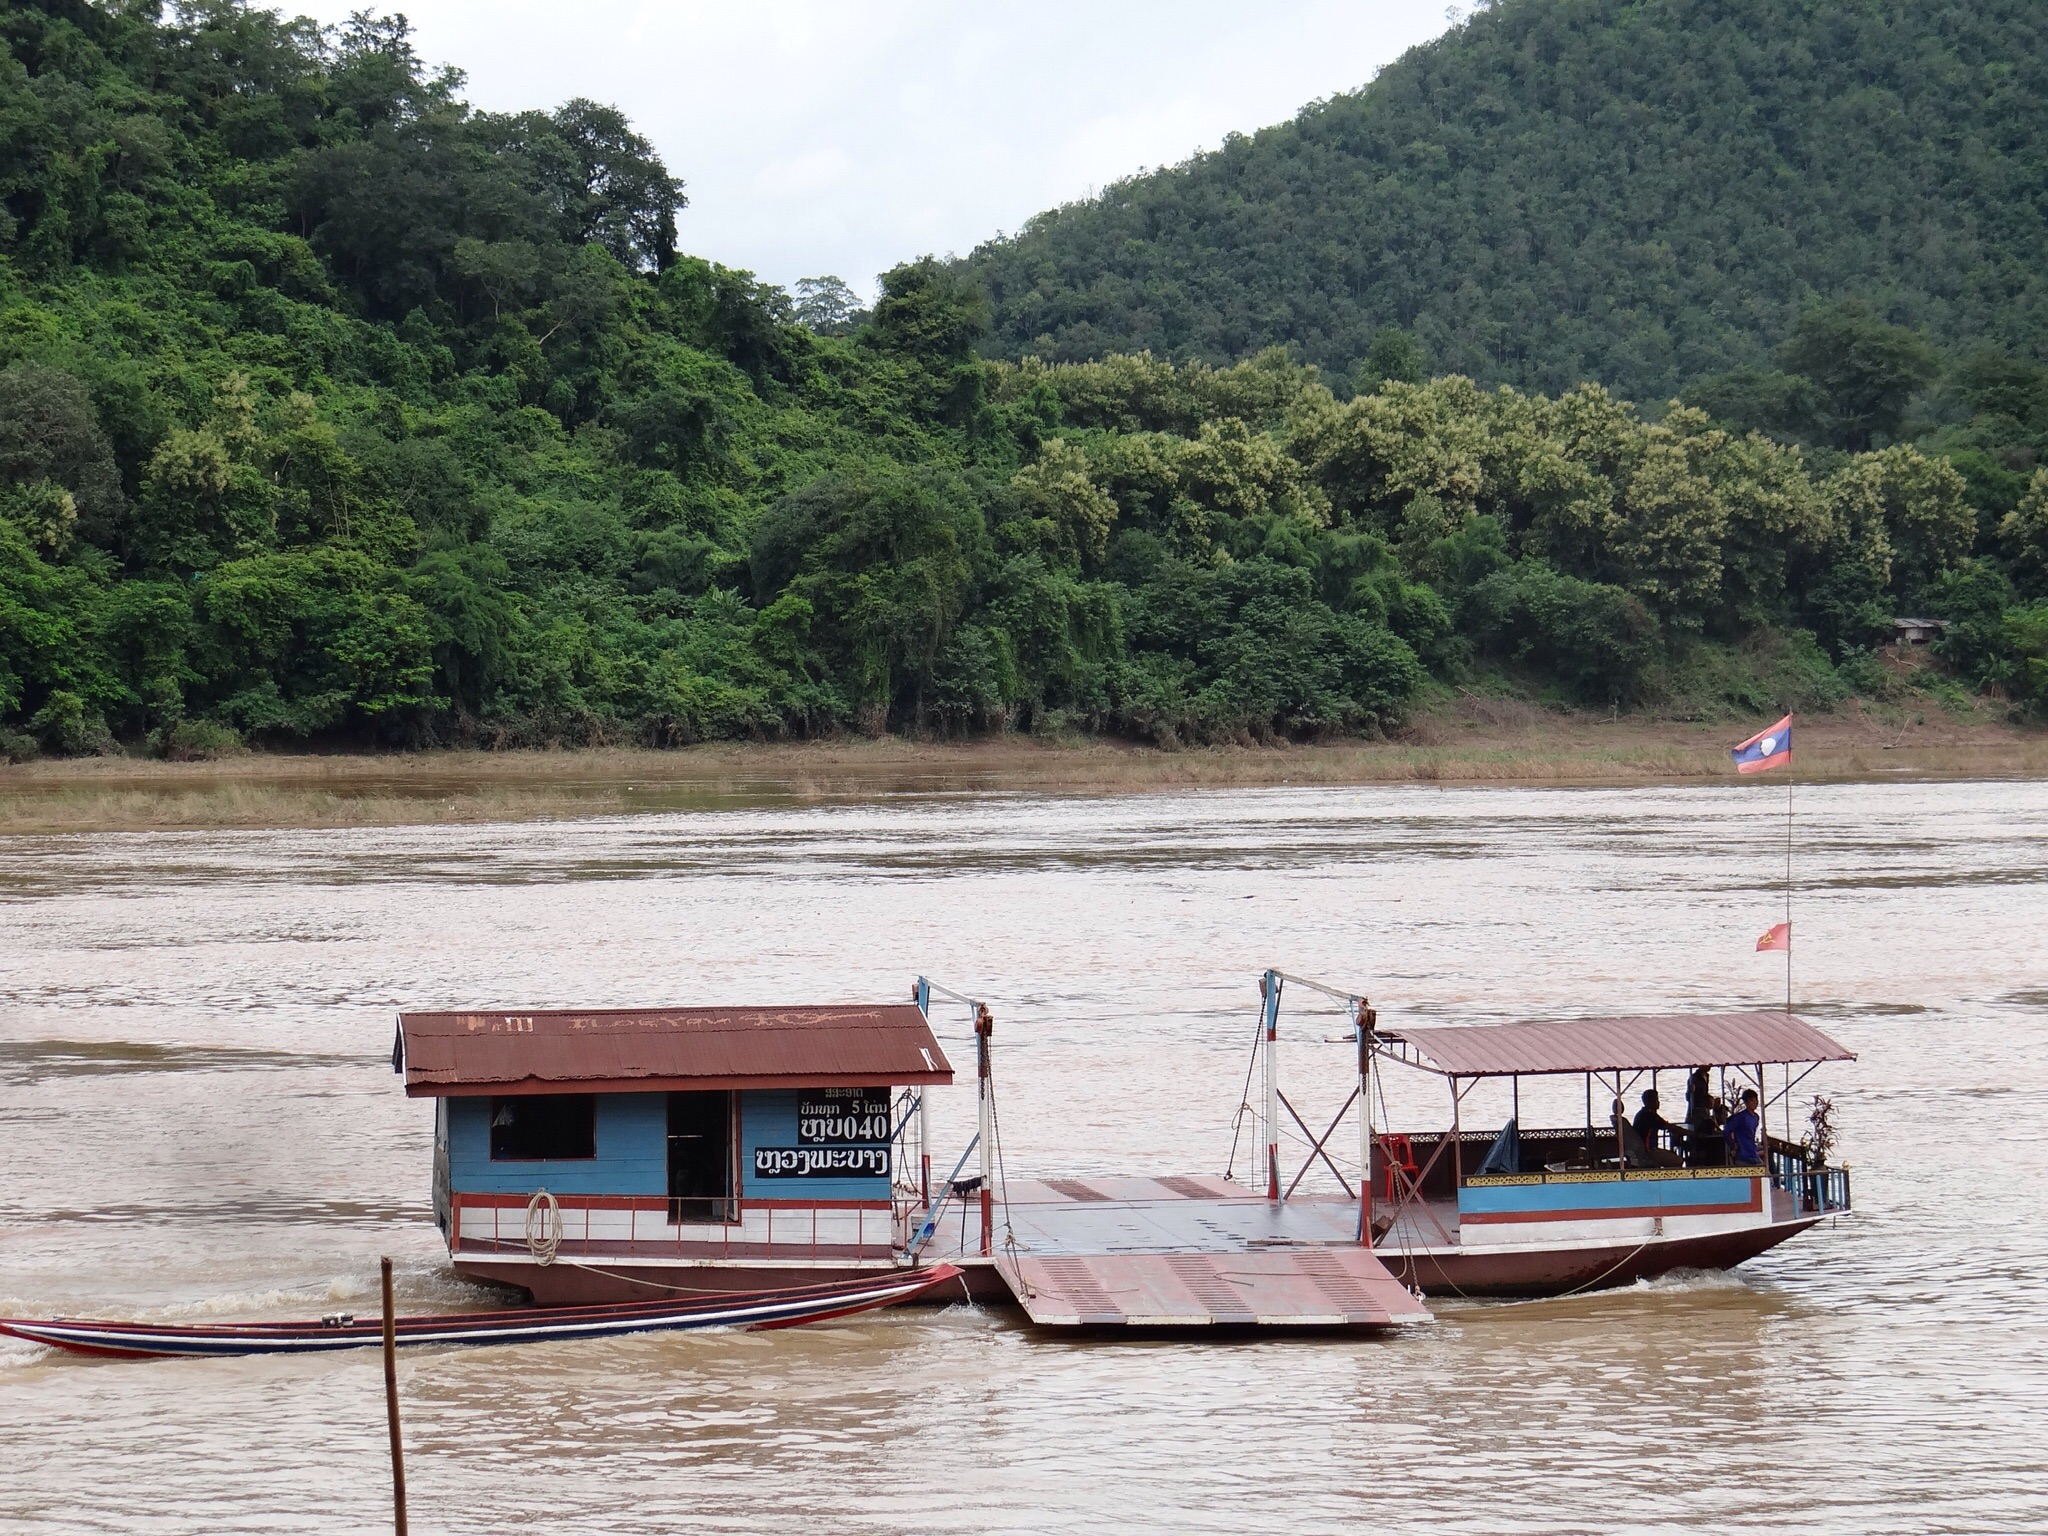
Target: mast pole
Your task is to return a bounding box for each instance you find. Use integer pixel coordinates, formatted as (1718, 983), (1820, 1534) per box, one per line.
(1357, 1000), (1376, 1243)
(1785, 722), (1795, 1014)
(975, 1003), (994, 1256)
(1261, 972), (1283, 1201)
(913, 977), (933, 1210)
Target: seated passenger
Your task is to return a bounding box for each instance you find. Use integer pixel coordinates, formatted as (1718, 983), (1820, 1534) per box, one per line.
(1724, 1089), (1762, 1164)
(1630, 1097), (1679, 1163)
(1633, 1089), (1672, 1150)
(1610, 1097), (1652, 1167)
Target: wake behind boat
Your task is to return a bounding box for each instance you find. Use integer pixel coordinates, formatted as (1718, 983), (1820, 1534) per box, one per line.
(0, 1264), (962, 1360)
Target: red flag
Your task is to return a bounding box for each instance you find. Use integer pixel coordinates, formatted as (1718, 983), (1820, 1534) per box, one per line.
(1756, 922), (1790, 952)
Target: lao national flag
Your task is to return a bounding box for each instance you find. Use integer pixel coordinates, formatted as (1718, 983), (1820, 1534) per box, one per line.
(1731, 713), (1793, 774)
(1756, 922), (1790, 952)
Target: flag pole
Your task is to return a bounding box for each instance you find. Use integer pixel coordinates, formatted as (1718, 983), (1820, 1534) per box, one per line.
(1784, 714), (1794, 1015)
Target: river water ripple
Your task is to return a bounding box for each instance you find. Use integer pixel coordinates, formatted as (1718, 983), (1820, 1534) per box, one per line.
(1, 779), (2045, 1533)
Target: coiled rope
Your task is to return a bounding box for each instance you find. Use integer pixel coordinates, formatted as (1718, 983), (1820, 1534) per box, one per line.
(524, 1188), (562, 1266)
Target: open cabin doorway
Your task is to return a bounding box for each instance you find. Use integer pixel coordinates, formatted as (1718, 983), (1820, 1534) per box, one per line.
(667, 1091), (735, 1223)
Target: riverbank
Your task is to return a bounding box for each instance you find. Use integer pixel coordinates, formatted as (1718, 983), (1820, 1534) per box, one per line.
(2, 700), (2042, 835)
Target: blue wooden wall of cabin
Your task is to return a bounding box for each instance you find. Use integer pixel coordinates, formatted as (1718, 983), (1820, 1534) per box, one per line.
(444, 1089), (895, 1203)
(445, 1093), (666, 1196)
(740, 1089), (892, 1203)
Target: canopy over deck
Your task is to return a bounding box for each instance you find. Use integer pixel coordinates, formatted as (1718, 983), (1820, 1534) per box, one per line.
(396, 1004), (954, 1097)
(1379, 1011), (1854, 1078)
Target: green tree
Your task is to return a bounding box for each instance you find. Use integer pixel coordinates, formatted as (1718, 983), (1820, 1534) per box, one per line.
(1778, 303), (1941, 453)
(2000, 469), (2048, 599)
(0, 365), (126, 548)
(791, 276), (863, 334)
(867, 258), (992, 428)
(1358, 328), (1425, 392)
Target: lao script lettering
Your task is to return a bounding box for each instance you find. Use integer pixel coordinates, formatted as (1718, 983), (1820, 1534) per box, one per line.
(753, 1146), (891, 1179)
(796, 1087), (892, 1146)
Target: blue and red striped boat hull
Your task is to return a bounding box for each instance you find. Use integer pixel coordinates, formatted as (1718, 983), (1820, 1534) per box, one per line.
(0, 1264), (961, 1359)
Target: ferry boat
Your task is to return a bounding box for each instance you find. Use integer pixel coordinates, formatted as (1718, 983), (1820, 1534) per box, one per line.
(1244, 970), (1856, 1297)
(388, 972), (1852, 1325)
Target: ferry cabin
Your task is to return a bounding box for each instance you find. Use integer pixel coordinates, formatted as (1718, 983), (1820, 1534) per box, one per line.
(393, 1003), (954, 1305)
(1362, 1009), (1856, 1294)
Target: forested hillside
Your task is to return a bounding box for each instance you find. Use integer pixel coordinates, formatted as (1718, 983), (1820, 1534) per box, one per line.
(2, 0), (2046, 760)
(967, 0), (2048, 402)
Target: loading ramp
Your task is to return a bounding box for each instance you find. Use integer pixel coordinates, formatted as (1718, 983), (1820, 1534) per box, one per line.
(984, 1176), (1429, 1331)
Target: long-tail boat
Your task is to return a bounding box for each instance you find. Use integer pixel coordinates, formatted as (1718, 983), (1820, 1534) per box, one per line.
(0, 1265), (960, 1360)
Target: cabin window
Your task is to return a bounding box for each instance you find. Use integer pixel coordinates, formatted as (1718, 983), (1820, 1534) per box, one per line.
(668, 1091), (735, 1223)
(488, 1094), (597, 1161)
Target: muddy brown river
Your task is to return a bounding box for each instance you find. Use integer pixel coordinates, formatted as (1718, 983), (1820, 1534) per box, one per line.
(2, 779), (2045, 1533)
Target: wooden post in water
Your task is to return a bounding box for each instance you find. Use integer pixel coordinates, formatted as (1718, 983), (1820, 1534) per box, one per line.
(381, 1256), (409, 1536)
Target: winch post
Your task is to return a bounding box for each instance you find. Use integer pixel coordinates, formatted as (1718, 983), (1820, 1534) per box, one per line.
(913, 976), (934, 1208)
(975, 1003), (995, 1255)
(1357, 1000), (1377, 1242)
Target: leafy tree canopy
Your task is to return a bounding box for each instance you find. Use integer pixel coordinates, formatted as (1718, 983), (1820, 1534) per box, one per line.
(964, 0), (2048, 404)
(2, 0), (2045, 761)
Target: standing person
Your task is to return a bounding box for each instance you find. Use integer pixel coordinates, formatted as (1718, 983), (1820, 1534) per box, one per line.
(1685, 1067), (1712, 1124)
(1685, 1067), (1718, 1164)
(1724, 1088), (1762, 1165)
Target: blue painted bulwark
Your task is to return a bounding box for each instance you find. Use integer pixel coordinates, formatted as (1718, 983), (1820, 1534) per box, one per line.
(1459, 1175), (1759, 1219)
(447, 1093), (666, 1197)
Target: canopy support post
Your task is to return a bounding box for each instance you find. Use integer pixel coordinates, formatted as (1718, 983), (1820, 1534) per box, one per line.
(1757, 1060), (1769, 1212)
(1584, 1073), (1593, 1166)
(1614, 1071), (1626, 1179)
(1450, 1075), (1463, 1194)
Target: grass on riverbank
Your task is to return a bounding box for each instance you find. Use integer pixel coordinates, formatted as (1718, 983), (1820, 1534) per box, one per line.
(2, 698), (2042, 836)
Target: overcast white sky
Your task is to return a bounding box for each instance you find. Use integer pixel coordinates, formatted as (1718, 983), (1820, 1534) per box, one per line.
(285, 2), (1454, 295)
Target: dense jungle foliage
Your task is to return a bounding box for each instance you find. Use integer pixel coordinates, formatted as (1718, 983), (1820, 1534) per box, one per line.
(966, 0), (2048, 404)
(3, 0), (2047, 759)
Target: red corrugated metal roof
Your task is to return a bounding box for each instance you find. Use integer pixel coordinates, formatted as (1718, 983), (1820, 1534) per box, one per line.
(397, 1004), (954, 1097)
(1381, 1011), (1854, 1077)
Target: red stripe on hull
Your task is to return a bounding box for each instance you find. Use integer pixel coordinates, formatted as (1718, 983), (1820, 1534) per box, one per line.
(455, 1257), (990, 1307)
